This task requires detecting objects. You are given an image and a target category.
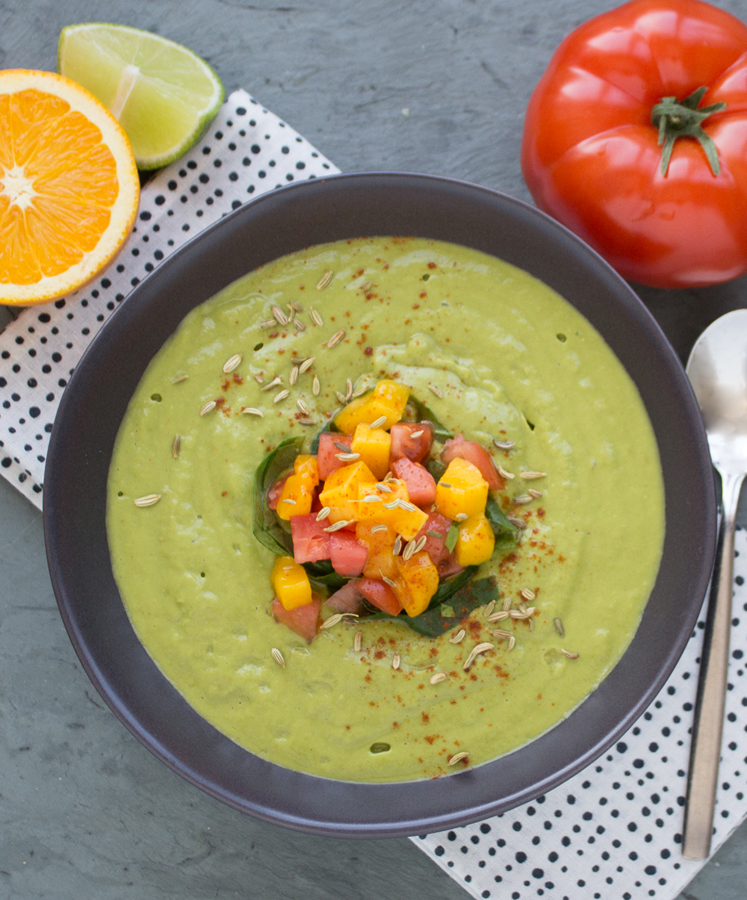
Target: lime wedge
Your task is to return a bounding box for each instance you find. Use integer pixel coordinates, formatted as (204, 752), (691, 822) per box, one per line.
(58, 23), (225, 170)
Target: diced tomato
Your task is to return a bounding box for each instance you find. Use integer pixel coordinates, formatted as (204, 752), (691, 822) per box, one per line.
(272, 594), (321, 641)
(327, 578), (365, 614)
(317, 432), (352, 480)
(441, 434), (504, 490)
(390, 457), (436, 507)
(267, 474), (289, 510)
(329, 532), (369, 577)
(437, 553), (464, 580)
(389, 422), (434, 464)
(414, 512), (452, 566)
(290, 514), (331, 563)
(358, 577), (403, 616)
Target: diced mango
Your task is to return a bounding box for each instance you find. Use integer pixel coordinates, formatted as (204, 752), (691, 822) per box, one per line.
(334, 380), (410, 434)
(393, 551), (440, 617)
(357, 520), (399, 581)
(351, 422), (391, 480)
(294, 454), (320, 486)
(318, 460), (377, 523)
(271, 555), (313, 610)
(356, 480), (408, 522)
(435, 458), (489, 520)
(276, 472), (315, 521)
(455, 512), (496, 566)
(356, 479), (428, 540)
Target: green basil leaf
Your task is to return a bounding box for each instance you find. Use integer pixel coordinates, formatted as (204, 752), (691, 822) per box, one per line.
(445, 523), (460, 553)
(303, 559), (347, 590)
(362, 567), (488, 636)
(426, 457), (447, 481)
(427, 565), (478, 608)
(404, 396), (453, 441)
(252, 437), (304, 556)
(399, 576), (500, 637)
(485, 496), (518, 549)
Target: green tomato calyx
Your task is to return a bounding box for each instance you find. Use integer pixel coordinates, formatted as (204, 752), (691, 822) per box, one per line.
(651, 87), (726, 177)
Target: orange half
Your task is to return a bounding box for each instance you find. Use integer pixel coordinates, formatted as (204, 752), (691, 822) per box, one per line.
(0, 69), (139, 305)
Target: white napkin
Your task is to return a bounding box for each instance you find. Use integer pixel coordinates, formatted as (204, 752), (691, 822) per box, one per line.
(1, 86), (742, 900)
(0, 89), (339, 508)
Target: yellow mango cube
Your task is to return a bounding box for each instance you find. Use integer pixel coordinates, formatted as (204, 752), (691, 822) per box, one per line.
(393, 551), (440, 617)
(294, 454), (319, 486)
(386, 500), (429, 541)
(435, 458), (489, 520)
(351, 423), (391, 480)
(455, 513), (496, 566)
(276, 472), (315, 521)
(334, 380), (410, 434)
(318, 460), (377, 523)
(271, 556), (312, 610)
(356, 480), (428, 540)
(357, 520), (398, 581)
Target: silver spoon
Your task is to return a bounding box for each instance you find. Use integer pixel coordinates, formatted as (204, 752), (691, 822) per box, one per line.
(683, 309), (747, 859)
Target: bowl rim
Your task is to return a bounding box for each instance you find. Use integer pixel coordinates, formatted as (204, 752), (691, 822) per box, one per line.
(43, 171), (717, 837)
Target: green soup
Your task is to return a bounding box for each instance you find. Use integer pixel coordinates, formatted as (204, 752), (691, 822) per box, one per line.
(107, 237), (665, 782)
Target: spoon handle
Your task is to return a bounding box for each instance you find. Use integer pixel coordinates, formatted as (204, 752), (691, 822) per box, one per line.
(682, 469), (744, 859)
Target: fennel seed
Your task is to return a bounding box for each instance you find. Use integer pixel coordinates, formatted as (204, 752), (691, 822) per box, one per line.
(448, 751), (469, 766)
(223, 353), (242, 374)
(316, 270), (334, 290)
(134, 494), (161, 507)
(463, 642), (494, 671)
(326, 329), (345, 349)
(271, 304), (288, 325)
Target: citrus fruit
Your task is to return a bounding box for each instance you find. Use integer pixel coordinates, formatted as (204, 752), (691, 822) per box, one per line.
(0, 69), (139, 306)
(58, 23), (225, 170)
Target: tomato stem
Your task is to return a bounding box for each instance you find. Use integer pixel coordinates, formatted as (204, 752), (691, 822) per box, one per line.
(651, 87), (726, 177)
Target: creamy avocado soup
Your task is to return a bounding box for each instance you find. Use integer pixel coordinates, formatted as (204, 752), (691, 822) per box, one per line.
(107, 237), (664, 782)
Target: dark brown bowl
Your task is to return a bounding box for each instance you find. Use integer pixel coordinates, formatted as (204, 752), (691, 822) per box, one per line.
(43, 172), (716, 837)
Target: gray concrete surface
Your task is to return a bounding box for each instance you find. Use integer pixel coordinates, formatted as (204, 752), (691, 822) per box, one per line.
(2, 1), (747, 898)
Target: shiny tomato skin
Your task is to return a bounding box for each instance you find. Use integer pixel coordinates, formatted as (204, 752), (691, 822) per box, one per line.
(521, 0), (747, 288)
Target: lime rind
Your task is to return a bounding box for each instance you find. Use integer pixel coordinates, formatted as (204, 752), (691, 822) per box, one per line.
(58, 22), (225, 170)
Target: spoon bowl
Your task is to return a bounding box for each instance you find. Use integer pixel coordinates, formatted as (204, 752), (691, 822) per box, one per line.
(683, 309), (747, 859)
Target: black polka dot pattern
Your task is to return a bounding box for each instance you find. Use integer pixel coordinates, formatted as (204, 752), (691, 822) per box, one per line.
(0, 91), (338, 507)
(414, 538), (747, 898)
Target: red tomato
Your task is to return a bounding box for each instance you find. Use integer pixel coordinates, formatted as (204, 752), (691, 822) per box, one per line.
(272, 595), (321, 642)
(329, 532), (369, 577)
(290, 514), (331, 563)
(521, 0), (747, 288)
(441, 434), (504, 491)
(390, 457), (437, 507)
(317, 432), (352, 480)
(327, 579), (366, 614)
(414, 512), (453, 567)
(390, 422), (434, 464)
(357, 578), (404, 616)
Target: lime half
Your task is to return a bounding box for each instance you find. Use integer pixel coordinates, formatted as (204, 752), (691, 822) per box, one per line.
(59, 23), (225, 170)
